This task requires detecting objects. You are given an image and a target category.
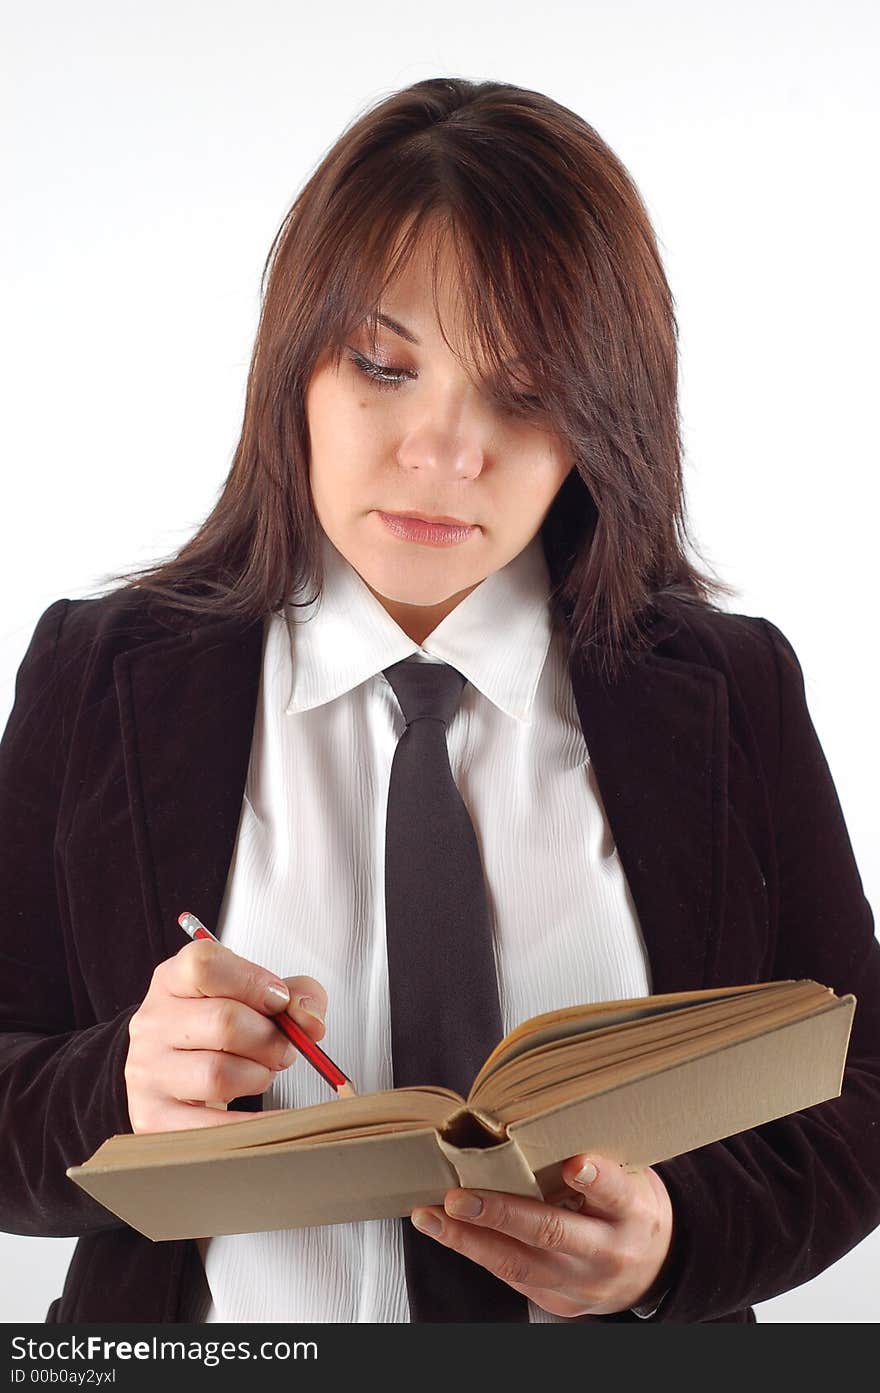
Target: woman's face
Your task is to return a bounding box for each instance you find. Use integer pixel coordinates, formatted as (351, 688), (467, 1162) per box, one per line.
(305, 233), (574, 645)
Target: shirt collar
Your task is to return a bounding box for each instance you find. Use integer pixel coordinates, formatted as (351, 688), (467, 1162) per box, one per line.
(283, 527), (555, 724)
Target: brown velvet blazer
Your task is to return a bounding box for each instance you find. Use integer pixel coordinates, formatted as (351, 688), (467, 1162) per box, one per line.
(1, 585), (878, 1324)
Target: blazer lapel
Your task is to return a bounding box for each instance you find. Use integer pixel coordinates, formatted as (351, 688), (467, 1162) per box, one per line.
(113, 613), (265, 967)
(567, 626), (729, 995)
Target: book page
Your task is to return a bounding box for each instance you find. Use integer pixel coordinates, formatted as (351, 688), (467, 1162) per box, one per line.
(471, 981), (823, 1110)
(509, 998), (855, 1189)
(485, 992), (844, 1124)
(469, 981), (790, 1094)
(78, 1085), (462, 1171)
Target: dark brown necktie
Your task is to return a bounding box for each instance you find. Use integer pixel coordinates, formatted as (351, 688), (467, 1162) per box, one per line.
(382, 656), (529, 1322)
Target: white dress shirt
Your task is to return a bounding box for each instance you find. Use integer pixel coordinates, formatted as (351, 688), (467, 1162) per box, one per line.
(196, 527), (653, 1322)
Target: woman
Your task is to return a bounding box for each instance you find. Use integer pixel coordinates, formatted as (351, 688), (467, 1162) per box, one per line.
(1, 76), (878, 1325)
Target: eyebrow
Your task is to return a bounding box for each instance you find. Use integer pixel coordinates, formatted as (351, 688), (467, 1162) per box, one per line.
(373, 312), (420, 345)
(370, 312), (524, 373)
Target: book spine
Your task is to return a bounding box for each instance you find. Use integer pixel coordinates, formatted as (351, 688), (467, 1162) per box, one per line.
(435, 1131), (544, 1198)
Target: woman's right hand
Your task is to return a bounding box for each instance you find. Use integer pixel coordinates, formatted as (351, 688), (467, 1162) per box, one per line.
(124, 937), (329, 1132)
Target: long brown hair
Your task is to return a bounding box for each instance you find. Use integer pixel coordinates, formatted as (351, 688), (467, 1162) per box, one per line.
(87, 76), (735, 678)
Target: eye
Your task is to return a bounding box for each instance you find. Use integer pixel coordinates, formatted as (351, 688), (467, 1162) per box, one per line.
(501, 392), (546, 416)
(345, 347), (546, 417)
(499, 371), (545, 415)
(345, 348), (411, 392)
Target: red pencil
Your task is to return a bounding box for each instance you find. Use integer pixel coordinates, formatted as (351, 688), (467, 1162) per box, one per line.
(177, 910), (356, 1099)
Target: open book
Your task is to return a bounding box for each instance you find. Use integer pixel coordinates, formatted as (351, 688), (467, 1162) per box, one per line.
(67, 979), (855, 1242)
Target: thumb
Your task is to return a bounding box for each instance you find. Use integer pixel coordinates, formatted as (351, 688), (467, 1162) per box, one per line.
(561, 1153), (633, 1218)
(279, 975), (328, 1039)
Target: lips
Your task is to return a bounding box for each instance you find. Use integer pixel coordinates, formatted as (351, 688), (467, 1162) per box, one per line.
(376, 511), (477, 547)
(386, 511), (476, 527)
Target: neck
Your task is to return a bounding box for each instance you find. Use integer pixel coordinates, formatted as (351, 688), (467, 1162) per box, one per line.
(365, 581), (480, 646)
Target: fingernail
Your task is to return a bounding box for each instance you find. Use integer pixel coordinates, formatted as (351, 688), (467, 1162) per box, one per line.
(280, 1041), (298, 1067)
(411, 1210), (443, 1236)
(264, 982), (290, 1010)
(446, 1192), (483, 1218)
(558, 1194), (584, 1211)
(296, 995), (325, 1024)
(575, 1160), (598, 1186)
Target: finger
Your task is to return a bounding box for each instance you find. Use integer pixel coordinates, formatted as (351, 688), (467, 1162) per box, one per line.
(137, 1102), (294, 1132)
(279, 975), (329, 1037)
(160, 1046), (279, 1105)
(165, 995), (299, 1074)
(546, 1188), (586, 1213)
(560, 1153), (642, 1220)
(411, 1203), (586, 1296)
(436, 1185), (604, 1257)
(166, 939), (294, 1017)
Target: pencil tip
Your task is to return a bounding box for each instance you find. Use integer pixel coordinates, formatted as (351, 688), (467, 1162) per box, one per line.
(337, 1082), (357, 1099)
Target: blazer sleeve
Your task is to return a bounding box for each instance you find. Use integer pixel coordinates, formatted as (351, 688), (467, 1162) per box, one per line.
(0, 599), (136, 1237)
(645, 616), (880, 1322)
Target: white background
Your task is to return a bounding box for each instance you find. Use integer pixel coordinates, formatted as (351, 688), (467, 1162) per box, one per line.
(2, 0), (878, 1323)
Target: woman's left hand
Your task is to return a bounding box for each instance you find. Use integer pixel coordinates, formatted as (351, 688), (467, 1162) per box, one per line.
(410, 1152), (674, 1318)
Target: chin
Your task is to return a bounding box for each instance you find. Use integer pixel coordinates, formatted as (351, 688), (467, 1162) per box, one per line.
(372, 582), (460, 608)
(361, 562), (464, 607)
(365, 552), (461, 590)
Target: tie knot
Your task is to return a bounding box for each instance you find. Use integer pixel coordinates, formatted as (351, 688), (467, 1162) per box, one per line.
(382, 657), (468, 728)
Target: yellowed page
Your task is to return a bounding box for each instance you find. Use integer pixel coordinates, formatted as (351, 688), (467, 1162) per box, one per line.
(470, 980), (789, 1091)
(473, 981), (825, 1112)
(76, 1085), (461, 1169)
(509, 997), (855, 1201)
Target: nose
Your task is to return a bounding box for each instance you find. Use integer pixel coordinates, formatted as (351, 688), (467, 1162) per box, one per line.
(395, 395), (490, 481)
